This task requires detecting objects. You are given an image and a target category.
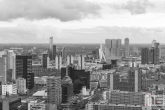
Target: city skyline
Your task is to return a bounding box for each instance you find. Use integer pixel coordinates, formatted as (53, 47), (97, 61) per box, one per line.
(0, 0), (165, 44)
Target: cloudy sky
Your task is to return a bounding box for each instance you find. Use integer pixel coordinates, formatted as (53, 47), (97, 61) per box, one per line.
(0, 0), (165, 44)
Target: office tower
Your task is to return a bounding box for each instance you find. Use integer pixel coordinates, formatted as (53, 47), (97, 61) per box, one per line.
(61, 66), (90, 94)
(108, 68), (142, 92)
(61, 67), (73, 103)
(16, 55), (34, 89)
(61, 47), (67, 64)
(47, 76), (62, 105)
(73, 70), (90, 94)
(67, 55), (73, 66)
(105, 39), (122, 64)
(0, 56), (7, 84)
(152, 39), (156, 47)
(55, 54), (62, 70)
(49, 36), (53, 60)
(16, 78), (26, 94)
(53, 45), (56, 60)
(151, 47), (160, 65)
(0, 95), (21, 110)
(16, 55), (32, 78)
(141, 41), (160, 65)
(2, 84), (17, 95)
(6, 50), (16, 81)
(26, 73), (34, 89)
(42, 53), (49, 68)
(0, 50), (16, 84)
(141, 48), (150, 64)
(124, 38), (129, 57)
(78, 55), (85, 70)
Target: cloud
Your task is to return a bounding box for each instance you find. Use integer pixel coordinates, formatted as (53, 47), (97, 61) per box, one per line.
(0, 24), (63, 43)
(63, 26), (165, 43)
(0, 25), (165, 43)
(109, 0), (154, 15)
(0, 0), (101, 22)
(123, 0), (154, 14)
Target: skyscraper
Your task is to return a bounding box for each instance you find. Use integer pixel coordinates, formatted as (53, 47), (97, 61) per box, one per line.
(53, 45), (56, 60)
(61, 66), (90, 94)
(0, 50), (16, 84)
(61, 67), (73, 103)
(67, 55), (73, 66)
(0, 56), (7, 84)
(124, 38), (129, 57)
(49, 36), (53, 60)
(16, 55), (34, 89)
(55, 54), (62, 70)
(78, 55), (85, 70)
(141, 40), (160, 65)
(61, 47), (67, 64)
(105, 39), (122, 64)
(47, 76), (62, 105)
(42, 53), (49, 68)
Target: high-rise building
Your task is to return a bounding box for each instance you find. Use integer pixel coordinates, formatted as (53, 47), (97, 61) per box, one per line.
(61, 47), (67, 64)
(16, 55), (34, 89)
(105, 39), (122, 64)
(55, 54), (62, 70)
(47, 76), (61, 105)
(49, 36), (53, 60)
(0, 56), (7, 84)
(67, 55), (73, 66)
(42, 53), (49, 68)
(61, 67), (73, 103)
(61, 66), (90, 94)
(124, 38), (129, 57)
(141, 41), (160, 65)
(108, 68), (142, 92)
(0, 50), (16, 84)
(16, 78), (26, 94)
(53, 45), (56, 60)
(78, 55), (85, 70)
(141, 48), (150, 64)
(16, 55), (32, 78)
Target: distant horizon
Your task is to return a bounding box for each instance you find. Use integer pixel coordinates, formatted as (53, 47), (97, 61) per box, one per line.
(0, 42), (164, 45)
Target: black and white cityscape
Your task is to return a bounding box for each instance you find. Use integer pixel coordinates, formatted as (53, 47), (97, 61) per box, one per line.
(1, 0), (165, 110)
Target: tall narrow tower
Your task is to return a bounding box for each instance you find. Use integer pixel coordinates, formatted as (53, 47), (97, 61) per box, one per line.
(49, 36), (53, 60)
(124, 38), (129, 58)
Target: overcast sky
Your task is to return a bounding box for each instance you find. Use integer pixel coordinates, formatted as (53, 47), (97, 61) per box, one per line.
(0, 0), (165, 44)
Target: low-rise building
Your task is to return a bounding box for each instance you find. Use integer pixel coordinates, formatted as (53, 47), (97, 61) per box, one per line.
(16, 78), (27, 94)
(2, 84), (17, 95)
(0, 95), (21, 110)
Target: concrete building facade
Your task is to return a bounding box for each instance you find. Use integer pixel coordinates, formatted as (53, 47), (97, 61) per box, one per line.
(47, 76), (62, 105)
(16, 78), (26, 94)
(124, 38), (129, 58)
(2, 84), (17, 95)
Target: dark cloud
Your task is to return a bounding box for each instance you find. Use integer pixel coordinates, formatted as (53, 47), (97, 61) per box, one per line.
(0, 0), (101, 21)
